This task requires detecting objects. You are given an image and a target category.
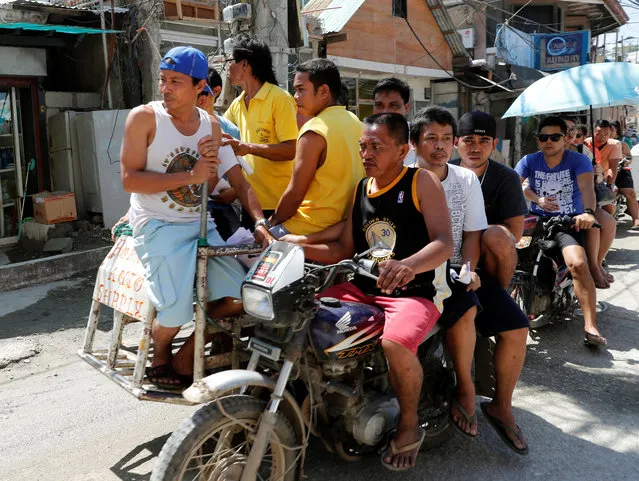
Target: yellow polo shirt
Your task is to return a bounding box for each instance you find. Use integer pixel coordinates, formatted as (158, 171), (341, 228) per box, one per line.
(283, 105), (365, 235)
(224, 82), (298, 210)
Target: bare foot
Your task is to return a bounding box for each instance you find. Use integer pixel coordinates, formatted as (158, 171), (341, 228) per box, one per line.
(382, 426), (423, 470)
(451, 391), (478, 437)
(591, 268), (610, 289)
(482, 402), (527, 452)
(600, 266), (614, 284)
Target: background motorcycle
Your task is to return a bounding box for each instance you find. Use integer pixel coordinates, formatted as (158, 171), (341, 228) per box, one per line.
(151, 242), (494, 481)
(511, 215), (600, 329)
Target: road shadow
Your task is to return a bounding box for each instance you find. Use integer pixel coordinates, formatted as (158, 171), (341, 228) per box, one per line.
(0, 272), (114, 340)
(300, 405), (638, 481)
(110, 433), (170, 481)
(605, 247), (639, 268)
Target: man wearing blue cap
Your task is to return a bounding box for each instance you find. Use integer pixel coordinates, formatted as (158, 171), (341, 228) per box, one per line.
(120, 46), (272, 388)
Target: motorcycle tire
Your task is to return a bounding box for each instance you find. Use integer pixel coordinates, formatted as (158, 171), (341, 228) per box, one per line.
(418, 339), (454, 451)
(151, 395), (298, 481)
(510, 276), (550, 329)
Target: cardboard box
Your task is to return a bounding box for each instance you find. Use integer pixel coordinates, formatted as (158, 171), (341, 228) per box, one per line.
(33, 191), (78, 225)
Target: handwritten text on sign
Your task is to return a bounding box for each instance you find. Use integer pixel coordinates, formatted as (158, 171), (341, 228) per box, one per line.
(92, 236), (151, 321)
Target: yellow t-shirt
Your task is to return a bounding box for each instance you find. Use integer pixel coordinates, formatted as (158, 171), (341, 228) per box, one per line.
(224, 82), (298, 210)
(283, 105), (365, 235)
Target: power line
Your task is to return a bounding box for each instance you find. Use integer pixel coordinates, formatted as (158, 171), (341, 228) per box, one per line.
(404, 18), (511, 91)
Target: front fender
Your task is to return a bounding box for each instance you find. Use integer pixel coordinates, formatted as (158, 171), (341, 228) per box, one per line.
(183, 369), (307, 468)
(183, 369), (275, 404)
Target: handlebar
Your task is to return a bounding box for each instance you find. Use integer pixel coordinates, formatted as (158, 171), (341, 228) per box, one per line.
(315, 257), (379, 293)
(543, 215), (601, 236)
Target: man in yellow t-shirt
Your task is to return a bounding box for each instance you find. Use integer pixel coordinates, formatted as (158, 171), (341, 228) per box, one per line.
(269, 59), (365, 242)
(223, 33), (298, 216)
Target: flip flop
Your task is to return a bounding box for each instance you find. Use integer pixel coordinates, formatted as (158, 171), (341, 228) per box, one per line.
(584, 332), (608, 347)
(146, 364), (192, 390)
(480, 402), (528, 455)
(380, 428), (426, 472)
(449, 398), (477, 438)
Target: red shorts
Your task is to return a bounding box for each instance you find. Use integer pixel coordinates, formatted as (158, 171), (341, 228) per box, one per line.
(320, 282), (440, 355)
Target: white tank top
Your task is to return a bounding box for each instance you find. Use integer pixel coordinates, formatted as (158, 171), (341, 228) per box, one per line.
(129, 101), (213, 232)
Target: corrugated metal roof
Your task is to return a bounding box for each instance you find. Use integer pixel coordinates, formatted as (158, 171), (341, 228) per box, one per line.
(301, 0), (366, 34)
(0, 0), (128, 14)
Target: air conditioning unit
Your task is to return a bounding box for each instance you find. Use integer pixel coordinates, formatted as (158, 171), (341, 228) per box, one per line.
(222, 3), (252, 23)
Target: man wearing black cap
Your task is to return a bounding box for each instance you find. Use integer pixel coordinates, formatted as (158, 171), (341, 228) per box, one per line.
(451, 111), (529, 287)
(120, 46), (272, 388)
(450, 111), (530, 455)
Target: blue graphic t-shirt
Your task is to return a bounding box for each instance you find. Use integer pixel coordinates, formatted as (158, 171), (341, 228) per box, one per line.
(515, 150), (593, 215)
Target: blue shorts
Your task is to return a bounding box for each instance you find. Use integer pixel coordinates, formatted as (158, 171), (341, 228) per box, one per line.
(133, 219), (245, 328)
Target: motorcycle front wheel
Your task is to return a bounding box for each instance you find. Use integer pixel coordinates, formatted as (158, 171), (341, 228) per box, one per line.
(151, 395), (298, 481)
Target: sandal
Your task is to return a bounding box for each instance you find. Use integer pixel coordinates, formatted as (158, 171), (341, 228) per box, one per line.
(380, 428), (426, 472)
(449, 398), (477, 438)
(146, 364), (192, 390)
(480, 402), (528, 455)
(584, 332), (607, 347)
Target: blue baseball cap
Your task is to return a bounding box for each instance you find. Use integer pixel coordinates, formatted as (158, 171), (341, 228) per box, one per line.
(160, 46), (208, 80)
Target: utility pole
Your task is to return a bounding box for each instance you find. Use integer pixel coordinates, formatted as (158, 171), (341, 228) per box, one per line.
(135, 0), (163, 103)
(251, 0), (291, 89)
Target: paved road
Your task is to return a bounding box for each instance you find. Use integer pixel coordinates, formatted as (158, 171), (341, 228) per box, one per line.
(1, 223), (638, 481)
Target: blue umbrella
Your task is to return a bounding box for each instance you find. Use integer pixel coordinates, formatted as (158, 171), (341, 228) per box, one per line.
(502, 62), (639, 118)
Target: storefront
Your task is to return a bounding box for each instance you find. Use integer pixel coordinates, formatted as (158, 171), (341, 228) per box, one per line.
(0, 48), (46, 245)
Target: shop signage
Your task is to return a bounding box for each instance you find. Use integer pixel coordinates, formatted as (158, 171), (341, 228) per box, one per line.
(535, 30), (590, 71)
(496, 25), (590, 71)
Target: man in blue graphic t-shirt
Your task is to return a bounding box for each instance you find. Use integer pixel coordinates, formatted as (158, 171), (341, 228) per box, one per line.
(515, 116), (606, 348)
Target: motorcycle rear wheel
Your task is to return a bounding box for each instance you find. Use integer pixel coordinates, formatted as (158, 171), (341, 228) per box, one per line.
(151, 395), (298, 481)
(418, 340), (454, 450)
(510, 276), (548, 329)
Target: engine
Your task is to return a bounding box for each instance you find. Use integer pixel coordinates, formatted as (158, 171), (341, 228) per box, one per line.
(350, 396), (400, 446)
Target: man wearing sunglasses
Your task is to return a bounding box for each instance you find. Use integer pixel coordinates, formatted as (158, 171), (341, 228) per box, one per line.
(515, 116), (606, 347)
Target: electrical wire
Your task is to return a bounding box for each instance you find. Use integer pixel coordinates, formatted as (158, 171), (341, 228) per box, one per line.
(403, 18), (511, 91)
(464, 0), (561, 33)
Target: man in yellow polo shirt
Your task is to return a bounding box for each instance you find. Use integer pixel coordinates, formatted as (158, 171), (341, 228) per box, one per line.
(269, 59), (365, 241)
(223, 34), (298, 218)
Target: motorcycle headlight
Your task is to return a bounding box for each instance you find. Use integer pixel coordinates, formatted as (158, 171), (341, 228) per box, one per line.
(242, 285), (274, 320)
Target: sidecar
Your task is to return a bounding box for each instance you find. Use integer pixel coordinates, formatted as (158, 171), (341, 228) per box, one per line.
(77, 233), (263, 405)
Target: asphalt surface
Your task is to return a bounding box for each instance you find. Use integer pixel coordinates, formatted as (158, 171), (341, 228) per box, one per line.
(1, 223), (638, 481)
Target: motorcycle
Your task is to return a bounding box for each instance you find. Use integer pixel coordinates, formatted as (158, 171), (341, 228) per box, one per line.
(150, 241), (492, 481)
(510, 215), (601, 329)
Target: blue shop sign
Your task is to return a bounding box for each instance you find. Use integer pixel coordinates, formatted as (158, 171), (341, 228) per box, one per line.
(534, 30), (590, 71)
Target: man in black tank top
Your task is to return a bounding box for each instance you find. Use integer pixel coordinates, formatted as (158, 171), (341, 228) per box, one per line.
(303, 113), (453, 471)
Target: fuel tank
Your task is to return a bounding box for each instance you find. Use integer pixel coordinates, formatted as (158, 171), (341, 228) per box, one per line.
(310, 297), (385, 361)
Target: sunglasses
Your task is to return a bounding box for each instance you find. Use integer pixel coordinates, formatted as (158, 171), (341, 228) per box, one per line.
(537, 133), (564, 142)
(575, 134), (583, 139)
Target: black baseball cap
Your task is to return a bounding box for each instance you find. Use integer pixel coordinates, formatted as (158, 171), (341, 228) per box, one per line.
(458, 111), (496, 138)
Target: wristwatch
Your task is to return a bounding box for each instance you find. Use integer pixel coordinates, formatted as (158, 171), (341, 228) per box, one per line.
(584, 208), (596, 217)
(254, 218), (271, 230)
